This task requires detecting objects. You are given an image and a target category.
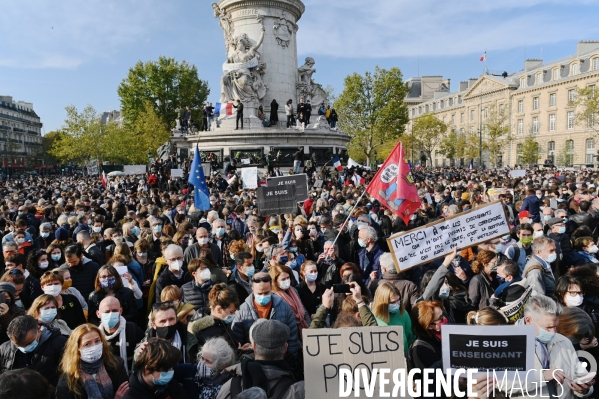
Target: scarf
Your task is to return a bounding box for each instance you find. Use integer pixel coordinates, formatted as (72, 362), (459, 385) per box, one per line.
(101, 316), (128, 374)
(80, 359), (113, 399)
(493, 276), (522, 298)
(276, 288), (309, 334)
(171, 330), (182, 350)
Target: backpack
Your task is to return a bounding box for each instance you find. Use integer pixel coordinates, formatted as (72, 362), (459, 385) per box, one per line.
(229, 373), (296, 399)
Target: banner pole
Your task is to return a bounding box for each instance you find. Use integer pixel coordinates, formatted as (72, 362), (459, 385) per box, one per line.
(332, 188), (369, 247)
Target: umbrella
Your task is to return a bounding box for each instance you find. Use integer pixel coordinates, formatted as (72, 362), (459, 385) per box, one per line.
(107, 171), (125, 177)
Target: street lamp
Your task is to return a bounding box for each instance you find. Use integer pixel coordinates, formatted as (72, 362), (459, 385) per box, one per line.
(373, 150), (378, 169)
(147, 151), (152, 172)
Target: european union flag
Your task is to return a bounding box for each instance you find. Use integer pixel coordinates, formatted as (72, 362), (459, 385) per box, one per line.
(188, 146), (211, 211)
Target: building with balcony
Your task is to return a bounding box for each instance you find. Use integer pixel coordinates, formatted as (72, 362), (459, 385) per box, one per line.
(406, 40), (599, 167)
(0, 95), (43, 170)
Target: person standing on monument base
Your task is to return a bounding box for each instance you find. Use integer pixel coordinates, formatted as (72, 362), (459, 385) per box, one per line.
(293, 147), (304, 175)
(305, 100), (312, 125)
(233, 99), (244, 130)
(270, 99), (279, 127)
(285, 99), (294, 129)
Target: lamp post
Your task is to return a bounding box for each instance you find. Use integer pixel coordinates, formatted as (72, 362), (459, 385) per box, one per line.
(373, 150), (378, 171)
(147, 151), (152, 173)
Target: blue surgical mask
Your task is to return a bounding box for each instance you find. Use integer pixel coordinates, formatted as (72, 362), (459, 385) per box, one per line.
(439, 284), (450, 299)
(289, 247), (298, 253)
(153, 370), (174, 386)
(279, 256), (288, 265)
(51, 254), (61, 261)
(558, 227), (566, 234)
(223, 314), (235, 324)
(388, 303), (400, 313)
(41, 232), (50, 238)
(153, 225), (163, 234)
(536, 327), (555, 344)
(131, 227), (140, 237)
(543, 215), (551, 221)
(39, 308), (57, 324)
(245, 266), (255, 278)
(545, 253), (557, 263)
(101, 311), (121, 329)
(255, 294), (272, 306)
(358, 239), (367, 248)
(216, 227), (226, 236)
(18, 337), (39, 354)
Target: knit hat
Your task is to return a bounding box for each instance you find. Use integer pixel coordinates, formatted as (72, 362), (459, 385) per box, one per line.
(55, 227), (69, 241)
(0, 282), (16, 298)
(251, 319), (290, 349)
(461, 193), (469, 201)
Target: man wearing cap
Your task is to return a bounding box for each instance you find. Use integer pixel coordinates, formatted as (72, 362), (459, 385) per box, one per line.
(518, 210), (533, 225)
(218, 319), (303, 399)
(547, 216), (573, 273)
(520, 188), (541, 223)
(231, 272), (299, 357)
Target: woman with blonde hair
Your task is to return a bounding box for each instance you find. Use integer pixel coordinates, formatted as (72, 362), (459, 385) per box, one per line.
(269, 264), (311, 334)
(27, 294), (72, 336)
(466, 306), (508, 326)
(371, 282), (414, 353)
(56, 324), (129, 399)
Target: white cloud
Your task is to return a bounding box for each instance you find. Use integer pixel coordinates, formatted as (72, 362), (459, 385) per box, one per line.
(298, 0), (599, 58)
(0, 0), (172, 69)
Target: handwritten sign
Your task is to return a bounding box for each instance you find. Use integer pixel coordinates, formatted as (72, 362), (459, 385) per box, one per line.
(267, 173), (308, 201)
(241, 167), (258, 189)
(256, 185), (297, 215)
(387, 201), (510, 271)
(510, 169), (526, 178)
(303, 326), (405, 399)
(170, 169), (183, 178)
(442, 325), (535, 380)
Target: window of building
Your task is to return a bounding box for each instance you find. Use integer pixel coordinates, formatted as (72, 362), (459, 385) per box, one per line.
(451, 115), (455, 124)
(589, 114), (596, 128)
(587, 138), (594, 150)
(535, 73), (543, 85)
(460, 113), (464, 123)
(586, 139), (595, 163)
(471, 109), (475, 121)
(517, 144), (523, 164)
(566, 139), (575, 166)
(549, 114), (556, 131)
(549, 93), (556, 107)
(568, 89), (575, 103)
(518, 119), (524, 134)
(483, 108), (488, 118)
(518, 100), (524, 113)
(533, 97), (539, 110)
(553, 68), (560, 81)
(568, 111), (575, 129)
(499, 104), (505, 114)
(571, 63), (579, 76)
(532, 116), (539, 134)
(590, 85), (596, 99)
(520, 77), (527, 88)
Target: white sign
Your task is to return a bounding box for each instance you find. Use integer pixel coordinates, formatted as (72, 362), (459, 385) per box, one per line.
(510, 169), (526, 178)
(171, 169), (183, 178)
(123, 165), (147, 175)
(241, 167), (258, 189)
(387, 201), (510, 271)
(241, 158), (251, 165)
(114, 266), (129, 277)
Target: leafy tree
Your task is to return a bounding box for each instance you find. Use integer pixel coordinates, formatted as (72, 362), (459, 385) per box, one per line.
(336, 66), (410, 165)
(117, 56), (210, 129)
(438, 129), (460, 160)
(484, 105), (512, 167)
(520, 134), (540, 165)
(462, 129), (481, 162)
(41, 131), (63, 165)
(412, 113), (448, 164)
(575, 84), (599, 134)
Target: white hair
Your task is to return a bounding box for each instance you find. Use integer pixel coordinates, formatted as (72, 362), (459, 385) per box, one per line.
(207, 210), (219, 223)
(379, 253), (396, 273)
(57, 215), (69, 227)
(532, 236), (555, 254)
(524, 295), (562, 321)
(199, 337), (235, 370)
(363, 226), (378, 241)
(163, 244), (183, 259)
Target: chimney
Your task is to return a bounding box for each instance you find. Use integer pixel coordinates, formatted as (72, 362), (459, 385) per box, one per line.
(468, 78), (478, 88)
(578, 40), (599, 56)
(524, 59), (543, 72)
(442, 78), (450, 91)
(459, 81), (468, 91)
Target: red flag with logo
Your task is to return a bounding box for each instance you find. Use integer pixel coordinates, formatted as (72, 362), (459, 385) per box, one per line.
(365, 142), (421, 225)
(101, 171), (107, 187)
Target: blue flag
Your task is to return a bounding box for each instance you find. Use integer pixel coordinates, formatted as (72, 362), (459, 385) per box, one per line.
(408, 161), (413, 169)
(214, 102), (222, 115)
(188, 146), (211, 211)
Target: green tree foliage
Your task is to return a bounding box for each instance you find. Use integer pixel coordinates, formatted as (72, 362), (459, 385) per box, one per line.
(520, 134), (540, 165)
(484, 105), (512, 167)
(438, 129), (461, 160)
(41, 131), (63, 165)
(336, 67), (409, 164)
(117, 56), (210, 130)
(412, 113), (448, 164)
(575, 84), (599, 134)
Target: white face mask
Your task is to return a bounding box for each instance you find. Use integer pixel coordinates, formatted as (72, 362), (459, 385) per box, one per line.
(170, 260), (182, 271)
(565, 294), (584, 307)
(79, 344), (103, 363)
(39, 261), (49, 269)
(198, 238), (210, 245)
(588, 245), (599, 254)
(43, 285), (62, 297)
(533, 231), (544, 239)
(279, 279), (291, 290)
(199, 268), (211, 281)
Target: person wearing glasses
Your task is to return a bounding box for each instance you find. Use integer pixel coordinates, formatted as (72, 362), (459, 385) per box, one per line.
(87, 266), (137, 325)
(155, 245), (192, 301)
(231, 272), (300, 357)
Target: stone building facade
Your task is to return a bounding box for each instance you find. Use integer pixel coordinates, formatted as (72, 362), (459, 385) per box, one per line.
(0, 96), (43, 170)
(406, 41), (599, 168)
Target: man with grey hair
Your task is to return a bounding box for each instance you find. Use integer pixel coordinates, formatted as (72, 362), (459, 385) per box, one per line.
(34, 222), (53, 250)
(446, 204), (459, 217)
(523, 236), (557, 296)
(264, 244), (290, 272)
(155, 244), (191, 298)
(368, 252), (418, 312)
(76, 230), (104, 266)
(185, 227), (222, 266)
(211, 218), (232, 268)
(515, 295), (594, 398)
(71, 212), (90, 240)
(357, 226), (384, 284)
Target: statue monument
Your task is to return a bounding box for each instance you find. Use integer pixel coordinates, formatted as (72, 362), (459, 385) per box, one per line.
(172, 0), (349, 168)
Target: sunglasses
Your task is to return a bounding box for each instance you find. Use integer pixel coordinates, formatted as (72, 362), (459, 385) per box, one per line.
(252, 277), (271, 284)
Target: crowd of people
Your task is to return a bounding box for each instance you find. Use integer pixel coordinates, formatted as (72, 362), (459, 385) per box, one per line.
(2, 162), (599, 398)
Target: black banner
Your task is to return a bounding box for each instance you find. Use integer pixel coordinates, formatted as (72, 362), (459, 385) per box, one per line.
(257, 185), (297, 215)
(448, 333), (527, 371)
(266, 173), (308, 202)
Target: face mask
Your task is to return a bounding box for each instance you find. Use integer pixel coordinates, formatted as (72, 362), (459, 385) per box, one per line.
(39, 261), (49, 269)
(589, 245), (599, 254)
(279, 279), (291, 290)
(306, 272), (318, 282)
(255, 294), (272, 306)
(358, 239), (367, 248)
(153, 370), (175, 386)
(289, 247), (298, 253)
(43, 285), (62, 297)
(563, 218), (569, 224)
(80, 344), (103, 363)
(131, 227), (140, 237)
(18, 211), (23, 216)
(272, 228), (281, 234)
(565, 294), (584, 307)
(543, 215), (551, 221)
(520, 237), (533, 246)
(137, 252), (147, 257)
(101, 311), (121, 329)
(197, 362), (217, 379)
(533, 231), (544, 239)
(215, 227), (226, 236)
(244, 266), (255, 278)
(279, 255), (288, 265)
(198, 238), (209, 245)
(310, 229), (317, 235)
(154, 225), (163, 234)
(223, 314), (235, 324)
(62, 280), (72, 290)
(41, 232), (50, 238)
(501, 234), (511, 241)
(199, 269), (211, 281)
(544, 253), (557, 263)
(557, 227), (566, 234)
(357, 222), (368, 230)
(294, 231), (303, 239)
(439, 284), (450, 299)
(113, 236), (124, 245)
(18, 337), (39, 354)
(535, 327), (555, 344)
(100, 277), (116, 289)
(39, 308), (57, 323)
(16, 238), (24, 244)
(249, 227), (256, 233)
(51, 253), (62, 262)
(155, 324), (178, 340)
(388, 303), (400, 313)
(170, 260), (183, 271)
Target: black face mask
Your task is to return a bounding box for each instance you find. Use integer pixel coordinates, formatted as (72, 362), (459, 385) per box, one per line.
(155, 324), (177, 340)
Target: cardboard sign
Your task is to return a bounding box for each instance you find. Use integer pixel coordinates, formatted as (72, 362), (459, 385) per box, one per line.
(499, 286), (532, 323)
(442, 325), (535, 380)
(313, 179), (324, 188)
(241, 167), (258, 189)
(257, 184), (297, 215)
(303, 326), (405, 399)
(114, 266), (128, 277)
(487, 188), (508, 201)
(171, 169), (183, 178)
(510, 169), (526, 178)
(387, 201), (510, 271)
(267, 173), (309, 201)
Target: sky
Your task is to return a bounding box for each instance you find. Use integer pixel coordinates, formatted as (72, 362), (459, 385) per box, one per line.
(2, 0), (599, 133)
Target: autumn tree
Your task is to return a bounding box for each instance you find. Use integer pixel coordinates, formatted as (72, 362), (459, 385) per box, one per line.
(412, 113), (448, 164)
(484, 105), (512, 167)
(336, 66), (410, 165)
(575, 83), (599, 134)
(519, 134), (540, 165)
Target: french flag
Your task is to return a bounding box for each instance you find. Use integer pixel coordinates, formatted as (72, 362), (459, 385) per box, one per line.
(468, 160), (473, 170)
(415, 162), (421, 171)
(101, 171), (107, 187)
(332, 156), (343, 171)
(480, 51), (486, 62)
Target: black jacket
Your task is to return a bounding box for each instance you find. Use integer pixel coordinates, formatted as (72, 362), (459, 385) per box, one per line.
(228, 270), (252, 304)
(84, 243), (105, 266)
(101, 321), (145, 373)
(60, 259), (101, 300)
(180, 280), (212, 314)
(87, 287), (137, 325)
(0, 327), (67, 386)
(187, 315), (238, 361)
(20, 274), (43, 309)
(57, 293), (87, 330)
(155, 269), (192, 301)
(122, 372), (189, 399)
(135, 322), (195, 369)
(56, 356), (128, 399)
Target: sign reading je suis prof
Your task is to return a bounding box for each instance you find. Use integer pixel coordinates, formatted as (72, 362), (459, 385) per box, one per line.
(266, 173), (309, 202)
(256, 185), (297, 215)
(387, 201), (510, 271)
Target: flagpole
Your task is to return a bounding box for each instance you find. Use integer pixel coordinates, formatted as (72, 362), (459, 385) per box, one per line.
(332, 188), (369, 247)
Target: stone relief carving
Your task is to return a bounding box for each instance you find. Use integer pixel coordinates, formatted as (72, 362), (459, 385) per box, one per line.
(273, 13), (293, 48)
(212, 3), (235, 49)
(297, 57), (328, 105)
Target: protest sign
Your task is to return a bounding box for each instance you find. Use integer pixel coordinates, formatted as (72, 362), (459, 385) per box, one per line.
(241, 167), (258, 189)
(500, 286), (532, 323)
(267, 173), (308, 201)
(303, 326), (405, 399)
(313, 179), (324, 188)
(241, 158), (251, 165)
(510, 169), (526, 178)
(171, 169), (183, 178)
(442, 325), (535, 380)
(257, 185), (297, 215)
(487, 188), (512, 201)
(387, 201), (510, 271)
